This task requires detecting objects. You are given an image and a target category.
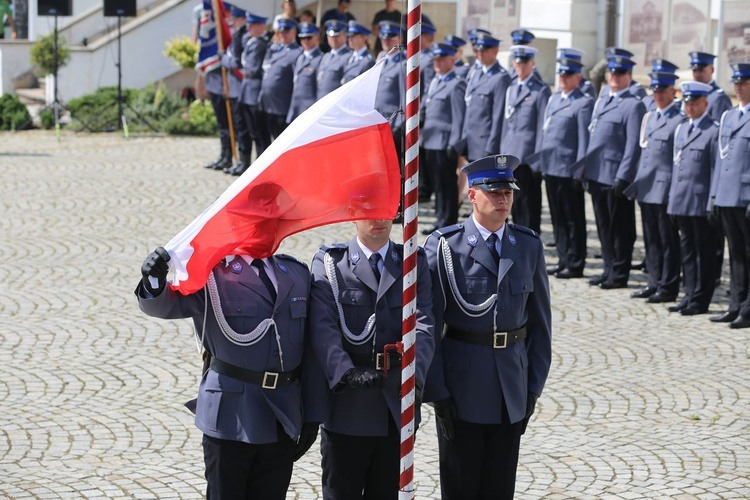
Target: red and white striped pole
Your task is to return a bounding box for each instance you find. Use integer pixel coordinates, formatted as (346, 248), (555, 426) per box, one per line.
(400, 0), (421, 497)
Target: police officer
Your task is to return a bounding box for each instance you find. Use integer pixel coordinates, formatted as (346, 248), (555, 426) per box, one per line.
(444, 34), (468, 77)
(502, 45), (551, 234)
(203, 30), (234, 172)
(556, 47), (598, 98)
(420, 43), (467, 234)
(461, 34), (512, 161)
(259, 18), (303, 141)
(540, 56), (594, 279)
(583, 54), (646, 289)
(317, 20), (352, 99)
(599, 47), (647, 99)
(689, 51), (733, 122)
(640, 59), (679, 111)
(424, 154), (552, 500)
(342, 21), (375, 83)
(507, 29), (543, 82)
(666, 81), (719, 316)
(230, 12), (270, 176)
(623, 71), (682, 302)
(286, 23), (323, 124)
(309, 218), (435, 499)
(708, 63), (750, 328)
(420, 15), (437, 95)
(136, 245), (321, 499)
(465, 28), (492, 83)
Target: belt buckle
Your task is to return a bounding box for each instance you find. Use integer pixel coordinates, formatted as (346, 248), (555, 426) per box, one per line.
(375, 353), (389, 371)
(262, 371), (279, 389)
(493, 332), (508, 349)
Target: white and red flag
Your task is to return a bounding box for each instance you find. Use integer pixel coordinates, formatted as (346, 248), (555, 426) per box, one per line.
(165, 61), (401, 295)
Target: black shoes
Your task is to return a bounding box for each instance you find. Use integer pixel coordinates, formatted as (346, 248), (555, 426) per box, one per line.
(680, 305), (708, 316)
(646, 292), (677, 304)
(631, 287), (657, 299)
(709, 310), (739, 323)
(729, 315), (750, 329)
(556, 269), (583, 279)
(588, 275), (606, 286)
(668, 301), (687, 313)
(547, 264), (564, 276)
(599, 280), (627, 290)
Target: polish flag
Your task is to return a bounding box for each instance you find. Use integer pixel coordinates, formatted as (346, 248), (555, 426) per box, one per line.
(165, 60), (401, 295)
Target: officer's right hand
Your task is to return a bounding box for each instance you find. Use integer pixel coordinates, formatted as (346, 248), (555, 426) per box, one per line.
(612, 178), (628, 198)
(445, 146), (458, 163)
(343, 367), (385, 390)
(141, 247), (170, 294)
(707, 206), (720, 226)
(432, 398), (458, 440)
(745, 204), (750, 221)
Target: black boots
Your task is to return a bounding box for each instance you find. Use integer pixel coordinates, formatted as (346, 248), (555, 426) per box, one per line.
(204, 147), (232, 170)
(226, 150), (251, 176)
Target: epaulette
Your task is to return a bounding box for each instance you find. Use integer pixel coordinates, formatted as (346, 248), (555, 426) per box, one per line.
(712, 119), (720, 127)
(716, 88), (725, 94)
(508, 223), (539, 238)
(276, 253), (309, 268)
(319, 243), (347, 252)
(432, 223), (464, 237)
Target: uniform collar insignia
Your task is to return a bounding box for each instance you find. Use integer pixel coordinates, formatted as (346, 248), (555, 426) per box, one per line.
(467, 234), (478, 247)
(391, 249), (398, 262)
(509, 234), (516, 246)
(277, 261), (288, 273)
(351, 251), (361, 263)
(230, 260), (243, 274)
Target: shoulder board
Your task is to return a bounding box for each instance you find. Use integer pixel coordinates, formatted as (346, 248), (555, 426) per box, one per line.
(319, 243), (347, 252)
(276, 253), (308, 268)
(433, 223), (464, 237)
(712, 119), (720, 127)
(416, 246), (426, 256)
(715, 88), (724, 94)
(508, 223), (539, 238)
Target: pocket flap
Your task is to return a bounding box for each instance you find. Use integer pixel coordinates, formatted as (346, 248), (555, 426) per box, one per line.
(222, 300), (258, 317)
(510, 276), (534, 294)
(341, 288), (372, 306)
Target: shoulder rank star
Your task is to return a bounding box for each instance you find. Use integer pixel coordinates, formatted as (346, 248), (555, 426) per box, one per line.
(351, 251), (361, 264)
(231, 261), (243, 274)
(277, 262), (288, 273)
(509, 234), (516, 246)
(467, 234), (478, 247)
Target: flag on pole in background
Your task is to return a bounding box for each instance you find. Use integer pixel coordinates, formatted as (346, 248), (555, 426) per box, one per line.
(165, 60), (401, 295)
(196, 0), (232, 75)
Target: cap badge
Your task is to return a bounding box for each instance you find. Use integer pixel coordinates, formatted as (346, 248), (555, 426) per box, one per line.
(497, 155), (507, 166)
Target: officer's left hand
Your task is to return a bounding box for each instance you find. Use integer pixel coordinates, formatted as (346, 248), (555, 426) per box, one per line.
(745, 204), (750, 221)
(612, 178), (628, 198)
(414, 381), (424, 438)
(141, 247), (171, 295)
(445, 147), (458, 163)
(521, 392), (539, 435)
(294, 422), (319, 461)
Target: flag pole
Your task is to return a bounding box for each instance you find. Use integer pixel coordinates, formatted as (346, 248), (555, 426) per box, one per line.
(399, 0), (420, 497)
(212, 0), (237, 161)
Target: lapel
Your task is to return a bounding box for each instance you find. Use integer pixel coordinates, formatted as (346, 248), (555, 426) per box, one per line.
(465, 218), (498, 276)
(548, 93), (572, 117)
(348, 238), (379, 293)
(731, 109), (750, 136)
(377, 242), (401, 302)
(498, 226), (517, 284)
(235, 257), (275, 305)
(512, 83), (530, 107)
(647, 111), (668, 137)
(681, 118), (704, 149)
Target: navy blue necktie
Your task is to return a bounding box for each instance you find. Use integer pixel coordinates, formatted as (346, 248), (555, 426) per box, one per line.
(251, 260), (277, 303)
(369, 253), (382, 282)
(486, 234), (500, 266)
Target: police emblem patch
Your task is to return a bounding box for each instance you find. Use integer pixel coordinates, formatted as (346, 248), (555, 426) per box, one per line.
(231, 261), (243, 274)
(509, 234), (516, 246)
(496, 155), (507, 166)
(391, 250), (398, 262)
(467, 234), (478, 247)
(351, 251), (361, 264)
(277, 262), (288, 273)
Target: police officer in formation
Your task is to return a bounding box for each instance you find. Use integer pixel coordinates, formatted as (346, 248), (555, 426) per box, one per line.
(424, 154), (552, 500)
(309, 217), (435, 499)
(202, 20), (234, 172)
(420, 43), (467, 234)
(507, 29), (543, 83)
(316, 20), (352, 99)
(639, 58), (679, 111)
(502, 45), (551, 234)
(582, 53), (646, 289)
(444, 34), (468, 77)
(286, 23), (323, 124)
(136, 245), (321, 499)
(259, 18), (302, 141)
(623, 71), (682, 303)
(666, 81), (719, 316)
(553, 47), (598, 99)
(374, 21), (406, 140)
(708, 63), (750, 328)
(342, 21), (375, 83)
(541, 54), (594, 279)
(599, 47), (647, 99)
(420, 16), (437, 95)
(690, 51), (733, 122)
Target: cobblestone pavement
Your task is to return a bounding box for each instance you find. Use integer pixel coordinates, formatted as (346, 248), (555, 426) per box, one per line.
(1, 131), (749, 499)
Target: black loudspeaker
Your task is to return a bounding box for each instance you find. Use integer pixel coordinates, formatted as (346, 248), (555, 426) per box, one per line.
(38, 0), (72, 16)
(104, 0), (136, 17)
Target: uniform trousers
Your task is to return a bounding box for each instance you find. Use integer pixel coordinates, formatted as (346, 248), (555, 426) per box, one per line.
(589, 181), (636, 284)
(418, 148), (433, 201)
(263, 112), (288, 142)
(720, 207), (750, 316)
(240, 103), (271, 159)
(229, 98), (252, 154)
(545, 175), (587, 272)
(511, 164), (542, 233)
(423, 149), (459, 227)
(209, 92), (231, 150)
(320, 417), (400, 500)
(675, 216), (717, 310)
(437, 417), (524, 500)
(640, 202), (680, 296)
(202, 430), (295, 500)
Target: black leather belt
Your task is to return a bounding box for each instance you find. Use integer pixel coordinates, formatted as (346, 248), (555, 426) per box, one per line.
(210, 359), (301, 389)
(445, 325), (527, 349)
(349, 352), (402, 371)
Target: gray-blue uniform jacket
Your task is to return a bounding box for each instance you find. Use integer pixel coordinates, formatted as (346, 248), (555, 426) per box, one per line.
(580, 78), (598, 99)
(421, 47), (436, 96)
(316, 46), (353, 99)
(583, 87), (647, 185)
(500, 75), (551, 169)
(539, 87), (594, 178)
(220, 32), (245, 99)
(259, 42), (303, 116)
(374, 50), (407, 132)
(136, 255), (323, 444)
(286, 47), (323, 123)
(668, 115), (718, 216)
(623, 101), (683, 204)
(205, 69), (224, 96)
(461, 61), (512, 160)
(342, 47), (375, 84)
(420, 70), (466, 151)
(600, 80), (647, 100)
(707, 80), (733, 123)
(308, 240), (435, 436)
(423, 218), (552, 424)
(454, 60), (469, 78)
(239, 36), (268, 106)
(709, 107), (750, 208)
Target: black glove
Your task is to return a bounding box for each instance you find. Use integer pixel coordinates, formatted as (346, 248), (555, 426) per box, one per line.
(669, 214), (678, 227)
(414, 381), (424, 438)
(707, 205), (720, 226)
(745, 205), (750, 221)
(572, 180), (584, 193)
(432, 398), (458, 440)
(445, 146), (458, 163)
(612, 178), (628, 198)
(521, 392), (539, 435)
(342, 367), (386, 390)
(141, 247), (170, 294)
(294, 423), (319, 461)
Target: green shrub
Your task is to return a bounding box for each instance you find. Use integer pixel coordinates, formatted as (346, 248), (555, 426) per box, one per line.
(30, 32), (71, 75)
(162, 100), (217, 136)
(0, 94), (33, 131)
(164, 36), (198, 69)
(39, 108), (56, 129)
